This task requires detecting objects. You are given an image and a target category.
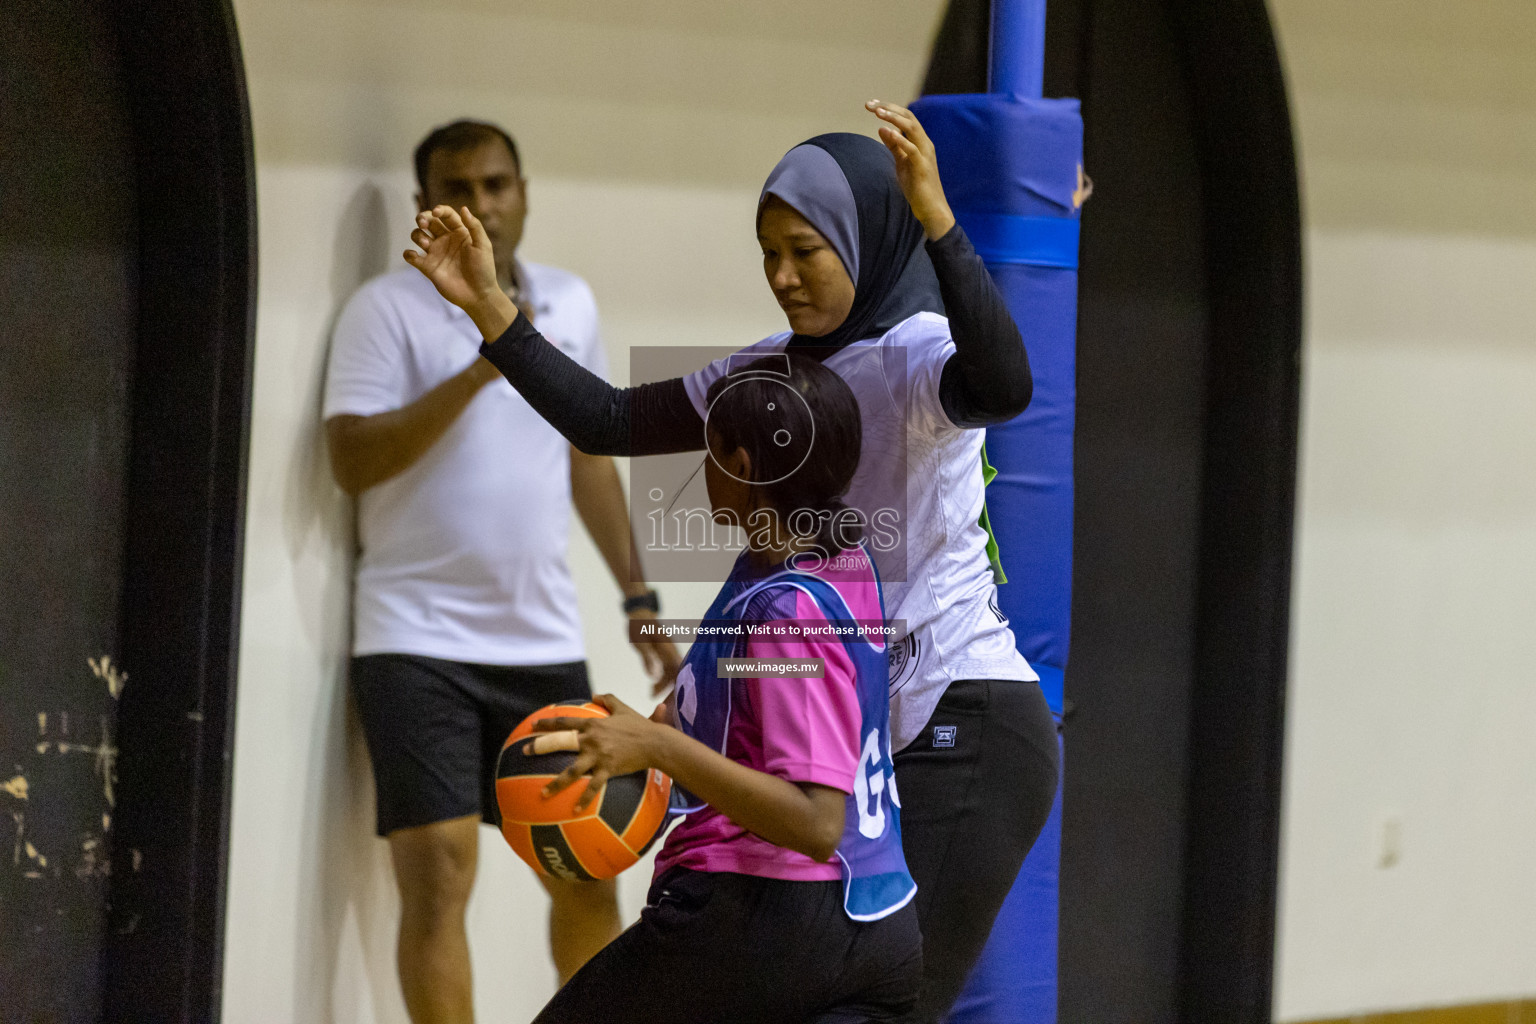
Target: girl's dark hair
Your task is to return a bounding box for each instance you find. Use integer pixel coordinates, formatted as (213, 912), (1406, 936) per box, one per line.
(704, 354), (863, 554)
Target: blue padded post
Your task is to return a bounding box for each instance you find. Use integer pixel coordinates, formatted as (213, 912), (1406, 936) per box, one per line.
(990, 0), (1047, 98)
(913, 37), (1080, 1021)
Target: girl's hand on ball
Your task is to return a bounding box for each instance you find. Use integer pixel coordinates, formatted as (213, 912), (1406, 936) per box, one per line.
(530, 694), (664, 812)
(866, 99), (956, 241)
(649, 690), (677, 728)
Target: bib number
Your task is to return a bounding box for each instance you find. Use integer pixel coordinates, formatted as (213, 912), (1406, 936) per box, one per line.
(854, 729), (897, 839)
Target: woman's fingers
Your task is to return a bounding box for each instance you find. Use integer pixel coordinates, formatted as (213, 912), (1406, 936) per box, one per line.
(866, 99), (955, 239)
(870, 99), (914, 123)
(527, 729), (580, 755)
(879, 125), (920, 161)
(883, 102), (927, 142)
(868, 100), (928, 137)
(419, 215), (453, 245)
(425, 205), (469, 241)
(461, 207), (493, 249)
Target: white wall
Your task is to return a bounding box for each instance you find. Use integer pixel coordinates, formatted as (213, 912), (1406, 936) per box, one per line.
(223, 3), (945, 1022)
(1270, 2), (1536, 1019)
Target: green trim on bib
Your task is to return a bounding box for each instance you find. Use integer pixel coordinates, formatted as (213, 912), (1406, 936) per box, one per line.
(979, 442), (1007, 585)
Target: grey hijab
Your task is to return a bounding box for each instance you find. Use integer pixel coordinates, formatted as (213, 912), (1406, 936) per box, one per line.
(758, 133), (944, 350)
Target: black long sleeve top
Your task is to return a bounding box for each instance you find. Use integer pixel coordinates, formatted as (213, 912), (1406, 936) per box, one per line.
(478, 222), (1032, 456)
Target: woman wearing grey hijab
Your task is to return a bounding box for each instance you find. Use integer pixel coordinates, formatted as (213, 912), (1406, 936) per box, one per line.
(409, 100), (1059, 1024)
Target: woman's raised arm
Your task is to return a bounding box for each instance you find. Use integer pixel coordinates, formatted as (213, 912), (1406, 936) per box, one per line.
(868, 102), (1034, 428)
(405, 204), (704, 456)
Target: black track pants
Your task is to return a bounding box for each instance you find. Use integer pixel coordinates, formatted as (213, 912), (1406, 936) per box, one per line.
(892, 679), (1060, 1024)
(532, 869), (922, 1023)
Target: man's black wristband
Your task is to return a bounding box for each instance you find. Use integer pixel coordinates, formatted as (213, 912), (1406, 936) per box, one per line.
(623, 590), (660, 615)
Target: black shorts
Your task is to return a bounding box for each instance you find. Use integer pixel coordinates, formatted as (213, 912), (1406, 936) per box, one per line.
(533, 868), (922, 1024)
(351, 653), (591, 836)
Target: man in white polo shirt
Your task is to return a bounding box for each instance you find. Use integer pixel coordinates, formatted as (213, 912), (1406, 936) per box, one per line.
(324, 120), (677, 1023)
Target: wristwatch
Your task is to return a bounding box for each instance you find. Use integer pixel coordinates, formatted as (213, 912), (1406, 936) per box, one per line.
(622, 590), (660, 615)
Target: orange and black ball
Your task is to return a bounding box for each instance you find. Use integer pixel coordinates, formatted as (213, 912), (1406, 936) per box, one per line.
(495, 700), (672, 881)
